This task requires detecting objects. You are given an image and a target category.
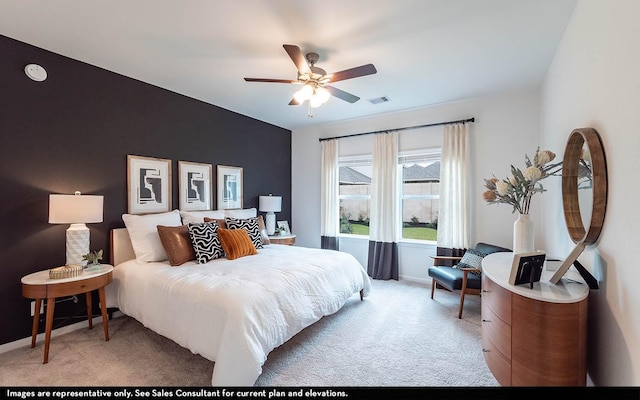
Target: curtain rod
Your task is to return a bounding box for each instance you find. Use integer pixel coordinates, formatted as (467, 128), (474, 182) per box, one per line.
(318, 117), (475, 142)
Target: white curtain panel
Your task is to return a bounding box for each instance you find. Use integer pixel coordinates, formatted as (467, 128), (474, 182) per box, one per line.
(321, 139), (339, 237)
(369, 131), (399, 242)
(437, 123), (471, 249)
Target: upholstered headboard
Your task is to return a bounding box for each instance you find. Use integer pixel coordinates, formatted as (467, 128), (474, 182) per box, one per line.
(110, 228), (136, 267)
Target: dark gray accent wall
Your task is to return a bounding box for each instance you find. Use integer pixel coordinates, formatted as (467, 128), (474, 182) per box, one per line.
(0, 35), (292, 345)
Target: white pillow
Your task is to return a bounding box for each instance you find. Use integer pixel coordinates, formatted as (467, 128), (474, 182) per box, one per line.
(122, 210), (182, 262)
(179, 210), (225, 225)
(223, 208), (257, 219)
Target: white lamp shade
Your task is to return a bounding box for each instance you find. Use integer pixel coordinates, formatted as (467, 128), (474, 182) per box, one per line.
(49, 193), (103, 224)
(48, 192), (103, 266)
(259, 195), (282, 213)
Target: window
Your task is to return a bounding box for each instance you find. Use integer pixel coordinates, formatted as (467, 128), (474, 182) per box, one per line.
(399, 150), (440, 242)
(338, 150), (440, 242)
(338, 157), (371, 236)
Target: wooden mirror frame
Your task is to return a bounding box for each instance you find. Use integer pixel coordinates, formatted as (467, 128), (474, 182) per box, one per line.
(550, 127), (608, 284)
(562, 127), (608, 245)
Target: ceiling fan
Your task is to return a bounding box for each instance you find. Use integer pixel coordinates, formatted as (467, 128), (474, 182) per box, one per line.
(244, 44), (377, 111)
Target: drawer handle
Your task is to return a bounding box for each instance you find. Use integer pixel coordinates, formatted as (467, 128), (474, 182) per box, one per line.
(482, 319), (490, 322)
(482, 289), (490, 293)
(482, 348), (490, 353)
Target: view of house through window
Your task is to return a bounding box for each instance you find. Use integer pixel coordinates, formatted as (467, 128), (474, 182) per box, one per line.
(338, 150), (440, 242)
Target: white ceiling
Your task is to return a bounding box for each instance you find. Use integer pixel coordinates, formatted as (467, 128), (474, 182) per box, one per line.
(0, 0), (577, 130)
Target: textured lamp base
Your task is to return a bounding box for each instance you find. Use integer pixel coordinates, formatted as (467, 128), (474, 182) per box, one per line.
(265, 212), (276, 236)
(66, 223), (90, 266)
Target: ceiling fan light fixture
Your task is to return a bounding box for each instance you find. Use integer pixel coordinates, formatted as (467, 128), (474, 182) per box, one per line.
(309, 96), (323, 108)
(315, 87), (331, 103)
(294, 84), (314, 102)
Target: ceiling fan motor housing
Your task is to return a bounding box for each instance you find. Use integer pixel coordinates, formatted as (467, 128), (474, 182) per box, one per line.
(301, 53), (326, 79)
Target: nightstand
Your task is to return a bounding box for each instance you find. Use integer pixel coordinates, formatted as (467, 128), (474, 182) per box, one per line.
(21, 264), (113, 363)
(268, 234), (296, 246)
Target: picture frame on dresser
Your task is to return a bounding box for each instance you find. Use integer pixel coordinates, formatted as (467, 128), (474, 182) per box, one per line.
(277, 220), (291, 234)
(178, 161), (213, 211)
(217, 165), (243, 209)
(127, 155), (172, 214)
(508, 251), (546, 287)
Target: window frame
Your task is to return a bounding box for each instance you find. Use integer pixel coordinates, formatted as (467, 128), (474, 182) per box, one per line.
(399, 148), (441, 244)
(338, 155), (372, 238)
(337, 148), (441, 243)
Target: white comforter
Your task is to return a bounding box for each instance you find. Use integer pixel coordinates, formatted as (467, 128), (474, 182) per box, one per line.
(105, 244), (371, 386)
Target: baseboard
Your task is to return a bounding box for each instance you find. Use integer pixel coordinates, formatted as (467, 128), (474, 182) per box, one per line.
(0, 310), (123, 355)
(399, 275), (429, 285)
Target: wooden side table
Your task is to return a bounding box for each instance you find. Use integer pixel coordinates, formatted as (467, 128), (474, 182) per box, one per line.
(268, 234), (296, 245)
(21, 264), (113, 363)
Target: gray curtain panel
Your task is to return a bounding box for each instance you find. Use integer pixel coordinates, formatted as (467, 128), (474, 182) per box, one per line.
(321, 236), (339, 250)
(367, 241), (398, 280)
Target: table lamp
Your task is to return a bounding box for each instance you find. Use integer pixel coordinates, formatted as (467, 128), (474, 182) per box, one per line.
(259, 194), (282, 236)
(49, 191), (104, 266)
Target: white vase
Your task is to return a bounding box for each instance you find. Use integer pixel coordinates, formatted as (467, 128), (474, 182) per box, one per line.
(513, 213), (535, 254)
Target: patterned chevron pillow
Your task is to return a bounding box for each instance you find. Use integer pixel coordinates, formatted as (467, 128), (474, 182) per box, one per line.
(187, 221), (225, 263)
(224, 217), (263, 249)
(454, 248), (487, 277)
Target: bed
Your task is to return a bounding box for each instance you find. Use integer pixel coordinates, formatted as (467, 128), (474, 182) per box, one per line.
(104, 210), (371, 387)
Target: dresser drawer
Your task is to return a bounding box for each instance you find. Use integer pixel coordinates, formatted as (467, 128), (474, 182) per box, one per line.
(482, 334), (511, 386)
(482, 275), (511, 324)
(482, 303), (511, 359)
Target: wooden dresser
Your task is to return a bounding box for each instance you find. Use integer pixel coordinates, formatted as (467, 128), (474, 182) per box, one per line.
(481, 252), (589, 386)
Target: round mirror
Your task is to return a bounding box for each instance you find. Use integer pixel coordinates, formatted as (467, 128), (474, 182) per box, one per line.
(577, 142), (593, 229)
(562, 128), (608, 245)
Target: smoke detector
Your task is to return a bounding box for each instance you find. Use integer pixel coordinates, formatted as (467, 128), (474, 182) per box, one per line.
(25, 64), (47, 82)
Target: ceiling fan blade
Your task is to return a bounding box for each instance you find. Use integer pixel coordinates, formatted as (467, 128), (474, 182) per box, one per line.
(283, 44), (311, 75)
(327, 64), (377, 83)
(325, 85), (360, 103)
(244, 78), (298, 83)
(288, 97), (302, 106)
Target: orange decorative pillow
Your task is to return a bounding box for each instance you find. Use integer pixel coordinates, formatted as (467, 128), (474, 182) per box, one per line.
(157, 225), (196, 266)
(217, 228), (258, 260)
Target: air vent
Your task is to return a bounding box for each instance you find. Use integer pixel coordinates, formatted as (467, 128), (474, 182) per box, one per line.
(368, 96), (391, 104)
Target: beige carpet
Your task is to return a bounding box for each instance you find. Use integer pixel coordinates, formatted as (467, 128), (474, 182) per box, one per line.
(0, 279), (498, 387)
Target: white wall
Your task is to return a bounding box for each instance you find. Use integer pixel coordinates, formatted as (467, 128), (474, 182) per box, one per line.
(540, 0), (640, 386)
(291, 0), (639, 386)
(292, 90), (542, 282)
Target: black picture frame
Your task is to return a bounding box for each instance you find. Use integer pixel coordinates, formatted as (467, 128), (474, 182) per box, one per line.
(509, 251), (546, 288)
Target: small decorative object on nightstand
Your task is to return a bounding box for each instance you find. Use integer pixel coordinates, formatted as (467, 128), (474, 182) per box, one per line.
(21, 264), (113, 364)
(82, 249), (103, 269)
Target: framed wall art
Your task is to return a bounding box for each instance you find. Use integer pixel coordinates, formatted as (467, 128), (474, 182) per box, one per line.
(178, 161), (213, 211)
(127, 155), (172, 214)
(217, 165), (243, 209)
